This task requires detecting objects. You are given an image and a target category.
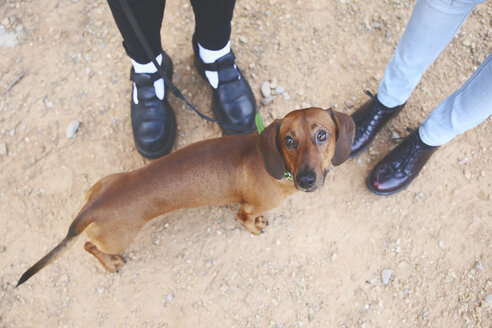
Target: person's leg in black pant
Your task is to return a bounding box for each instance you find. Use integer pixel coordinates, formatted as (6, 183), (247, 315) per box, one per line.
(107, 0), (176, 159)
(107, 0), (165, 63)
(191, 0), (257, 135)
(191, 0), (235, 51)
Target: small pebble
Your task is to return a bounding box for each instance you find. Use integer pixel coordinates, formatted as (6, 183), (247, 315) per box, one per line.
(44, 98), (53, 108)
(485, 294), (492, 304)
(282, 92), (291, 101)
(391, 131), (400, 140)
(269, 78), (278, 89)
(475, 261), (483, 270)
(66, 120), (80, 138)
(439, 240), (445, 249)
(167, 293), (174, 302)
(239, 36), (248, 44)
(261, 96), (273, 106)
(9, 129), (15, 136)
(274, 86), (285, 94)
(261, 81), (271, 97)
(0, 143), (7, 156)
(97, 287), (105, 294)
(381, 269), (392, 285)
(0, 245), (6, 253)
(345, 99), (354, 108)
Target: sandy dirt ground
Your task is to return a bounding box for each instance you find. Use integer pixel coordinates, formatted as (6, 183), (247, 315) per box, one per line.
(1, 0), (491, 327)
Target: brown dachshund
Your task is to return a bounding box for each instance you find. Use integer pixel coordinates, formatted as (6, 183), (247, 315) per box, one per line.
(17, 107), (354, 286)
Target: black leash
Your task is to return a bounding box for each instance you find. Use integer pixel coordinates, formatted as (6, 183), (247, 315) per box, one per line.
(119, 0), (244, 132)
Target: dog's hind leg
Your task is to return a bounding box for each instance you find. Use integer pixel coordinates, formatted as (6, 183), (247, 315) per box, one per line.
(84, 242), (126, 273)
(83, 216), (144, 273)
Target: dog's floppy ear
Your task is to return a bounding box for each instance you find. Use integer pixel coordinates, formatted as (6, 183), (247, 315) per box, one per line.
(257, 119), (286, 179)
(328, 108), (355, 166)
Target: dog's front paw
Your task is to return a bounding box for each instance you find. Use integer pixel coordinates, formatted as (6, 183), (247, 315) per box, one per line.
(254, 216), (268, 232)
(237, 209), (268, 235)
(107, 254), (126, 273)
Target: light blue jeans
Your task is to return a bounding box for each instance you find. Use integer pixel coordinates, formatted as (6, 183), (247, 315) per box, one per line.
(377, 0), (491, 146)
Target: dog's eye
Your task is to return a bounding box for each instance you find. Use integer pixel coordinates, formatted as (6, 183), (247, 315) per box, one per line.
(316, 130), (327, 143)
(284, 136), (296, 148)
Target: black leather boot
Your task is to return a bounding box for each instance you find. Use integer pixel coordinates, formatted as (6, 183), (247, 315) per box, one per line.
(350, 91), (405, 157)
(366, 128), (438, 195)
(130, 51), (176, 159)
(192, 35), (257, 135)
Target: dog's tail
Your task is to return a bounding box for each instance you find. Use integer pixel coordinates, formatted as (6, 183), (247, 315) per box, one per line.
(16, 207), (94, 287)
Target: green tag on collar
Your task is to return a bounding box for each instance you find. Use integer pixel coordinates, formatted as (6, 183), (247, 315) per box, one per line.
(284, 171), (293, 181)
(255, 113), (265, 134)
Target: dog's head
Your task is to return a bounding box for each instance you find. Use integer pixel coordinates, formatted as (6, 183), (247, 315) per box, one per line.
(258, 107), (355, 192)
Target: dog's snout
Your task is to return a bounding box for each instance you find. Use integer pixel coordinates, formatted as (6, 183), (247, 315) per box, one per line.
(296, 171), (317, 189)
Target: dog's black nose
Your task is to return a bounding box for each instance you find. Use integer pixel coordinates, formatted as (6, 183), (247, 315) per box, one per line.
(296, 171), (316, 189)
